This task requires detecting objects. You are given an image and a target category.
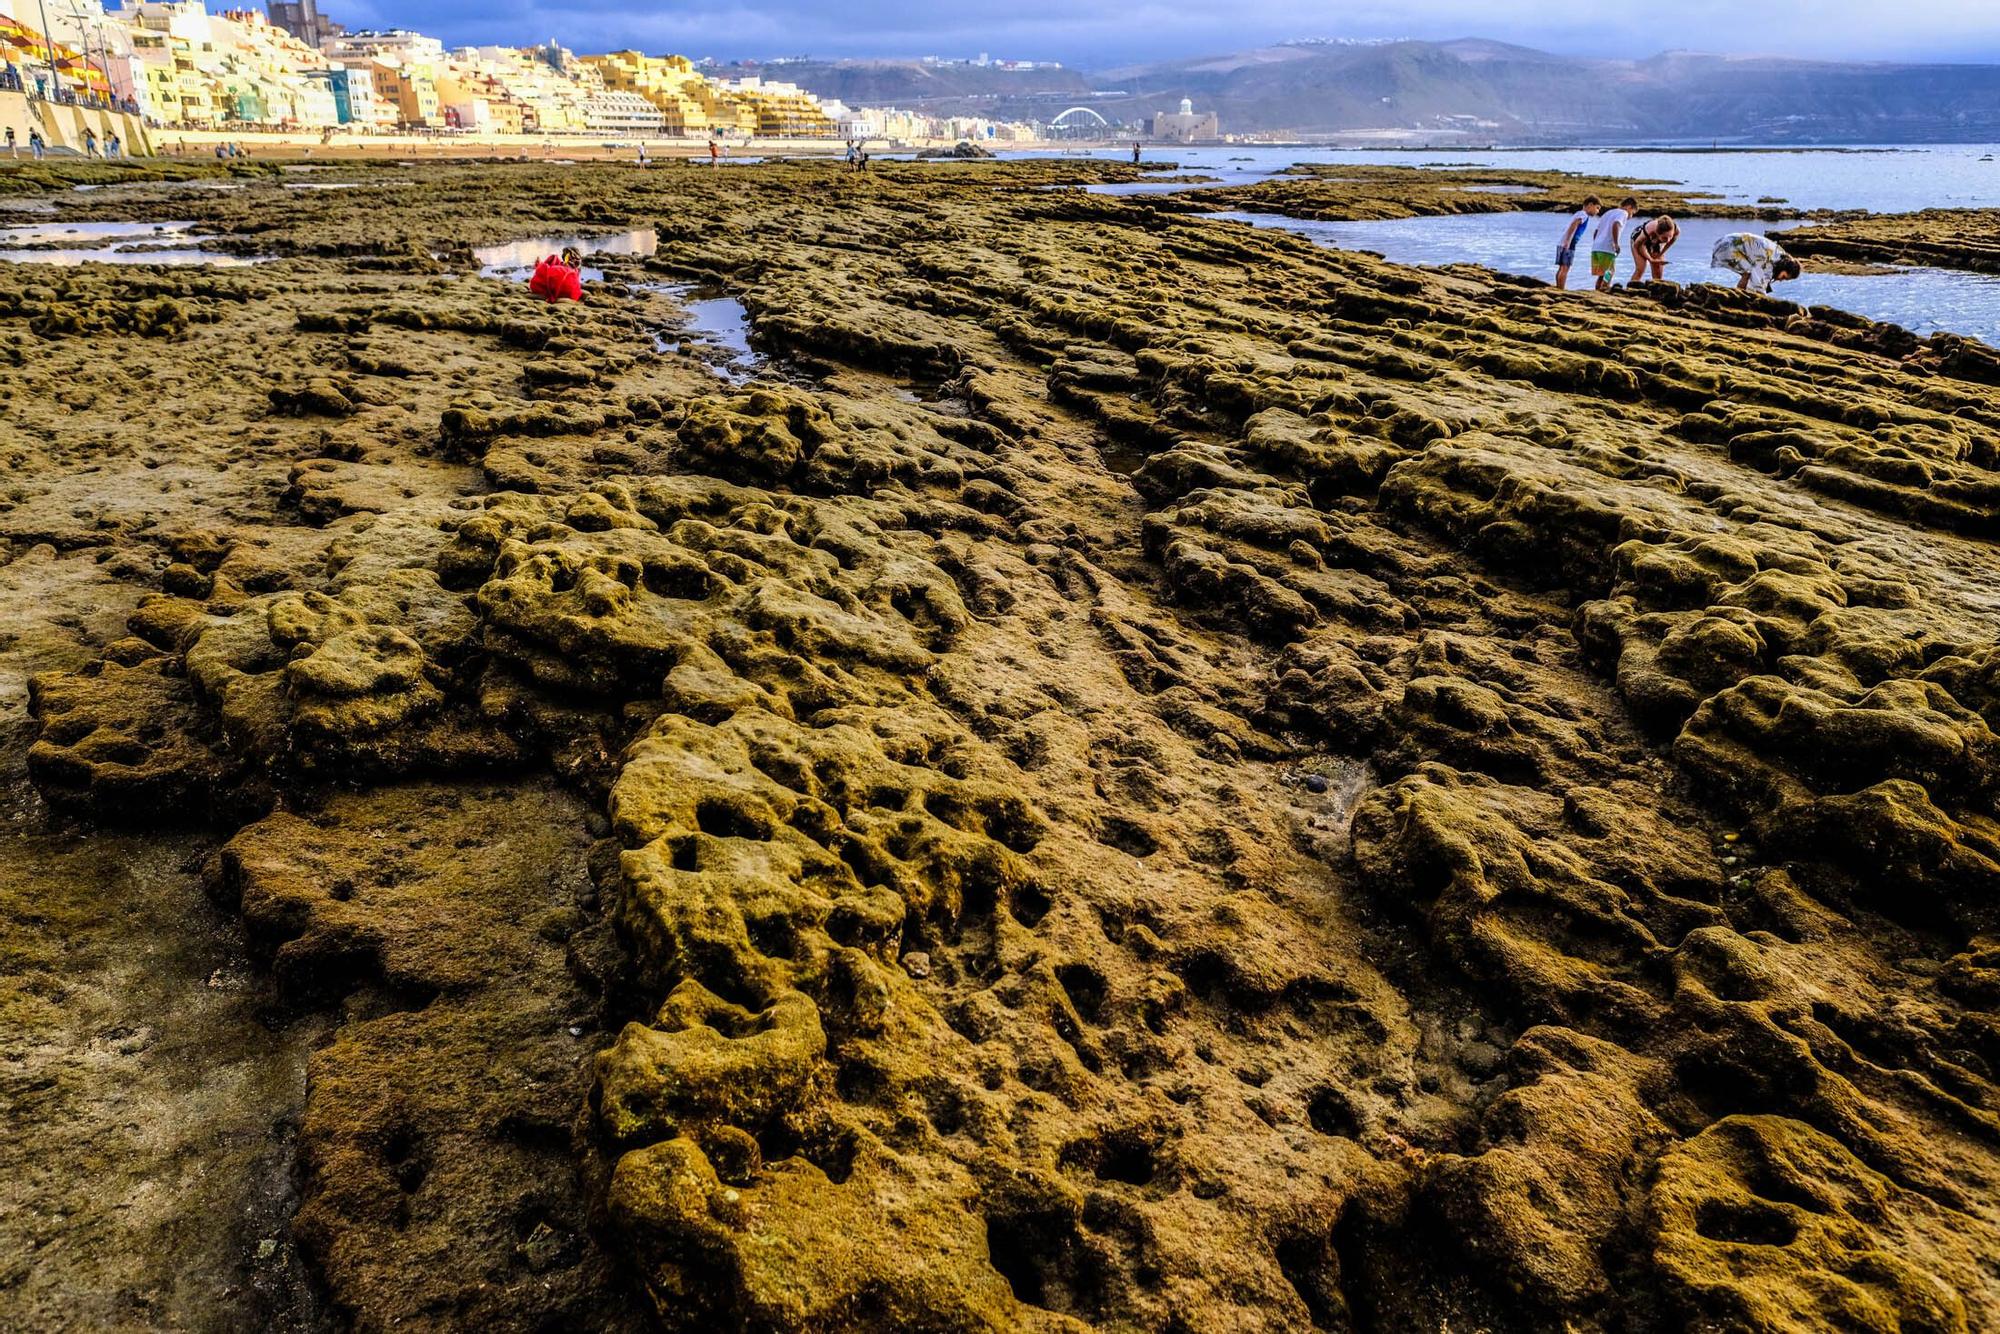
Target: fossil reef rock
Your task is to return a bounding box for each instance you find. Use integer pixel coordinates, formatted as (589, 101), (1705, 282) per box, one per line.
(5, 156), (2000, 1332)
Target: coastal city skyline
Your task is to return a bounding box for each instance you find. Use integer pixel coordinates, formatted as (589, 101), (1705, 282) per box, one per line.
(0, 2), (1060, 142)
(356, 0), (2000, 67)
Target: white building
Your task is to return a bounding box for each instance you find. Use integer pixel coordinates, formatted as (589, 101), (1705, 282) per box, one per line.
(582, 88), (666, 135)
(1150, 96), (1219, 143)
(326, 29), (443, 63)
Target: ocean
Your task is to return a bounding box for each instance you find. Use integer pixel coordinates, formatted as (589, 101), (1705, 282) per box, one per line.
(1031, 143), (2000, 212)
(1015, 144), (2000, 342)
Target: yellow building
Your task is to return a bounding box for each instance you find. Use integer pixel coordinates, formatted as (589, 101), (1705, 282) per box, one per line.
(579, 50), (738, 136)
(717, 75), (834, 137)
(367, 58), (437, 127)
(123, 5), (343, 128)
(131, 31), (219, 125)
(578, 54), (836, 137)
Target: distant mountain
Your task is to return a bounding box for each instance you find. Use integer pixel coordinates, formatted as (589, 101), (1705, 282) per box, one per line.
(1078, 40), (2000, 141)
(714, 59), (1089, 109)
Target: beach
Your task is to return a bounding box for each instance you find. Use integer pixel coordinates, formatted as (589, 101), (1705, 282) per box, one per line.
(4, 153), (2000, 1331)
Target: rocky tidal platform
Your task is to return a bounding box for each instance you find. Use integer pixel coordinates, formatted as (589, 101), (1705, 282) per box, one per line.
(4, 157), (2000, 1332)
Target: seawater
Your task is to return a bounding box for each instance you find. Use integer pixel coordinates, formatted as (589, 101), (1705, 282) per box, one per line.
(1011, 144), (2000, 343)
(473, 227), (658, 280)
(1209, 210), (2000, 345)
(1020, 144), (2000, 213)
(0, 220), (266, 267)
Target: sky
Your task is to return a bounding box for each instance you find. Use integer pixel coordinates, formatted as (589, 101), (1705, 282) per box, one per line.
(355, 0), (2000, 68)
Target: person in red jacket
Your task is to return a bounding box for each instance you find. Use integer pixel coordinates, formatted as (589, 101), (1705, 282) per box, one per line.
(529, 246), (584, 303)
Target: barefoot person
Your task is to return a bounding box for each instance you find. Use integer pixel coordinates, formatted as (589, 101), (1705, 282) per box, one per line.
(1555, 195), (1601, 289)
(1627, 214), (1679, 284)
(1590, 196), (1637, 292)
(1710, 232), (1802, 294)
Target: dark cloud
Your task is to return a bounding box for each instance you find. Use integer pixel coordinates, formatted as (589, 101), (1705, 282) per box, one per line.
(377, 0), (2000, 68)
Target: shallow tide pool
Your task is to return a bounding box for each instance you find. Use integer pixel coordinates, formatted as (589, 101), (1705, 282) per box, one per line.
(473, 227), (658, 280)
(0, 220), (265, 267)
(1209, 210), (2000, 345)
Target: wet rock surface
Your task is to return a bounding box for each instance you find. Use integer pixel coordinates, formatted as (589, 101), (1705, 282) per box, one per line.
(1179, 163), (1817, 223)
(1783, 207), (2000, 276)
(5, 156), (2000, 1331)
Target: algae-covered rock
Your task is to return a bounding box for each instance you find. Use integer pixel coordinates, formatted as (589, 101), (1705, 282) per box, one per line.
(15, 156), (2000, 1334)
(1648, 1116), (1993, 1333)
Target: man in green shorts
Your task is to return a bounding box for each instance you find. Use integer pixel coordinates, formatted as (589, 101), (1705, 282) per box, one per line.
(1590, 196), (1637, 292)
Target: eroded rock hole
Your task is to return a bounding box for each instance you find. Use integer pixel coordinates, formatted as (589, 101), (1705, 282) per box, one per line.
(1055, 963), (1109, 1025)
(1098, 815), (1159, 858)
(1008, 881), (1053, 928)
(981, 797), (1043, 852)
(756, 1117), (857, 1185)
(835, 1058), (889, 1104)
(695, 796), (771, 841)
(983, 1210), (1108, 1319)
(745, 913), (799, 960)
(1306, 1086), (1362, 1139)
(1096, 1136), (1157, 1186)
(1694, 1199), (1798, 1248)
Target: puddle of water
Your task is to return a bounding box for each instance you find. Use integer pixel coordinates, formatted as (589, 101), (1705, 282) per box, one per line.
(1452, 184), (1546, 195)
(0, 247), (267, 267)
(1208, 209), (2000, 345)
(633, 280), (764, 384)
(0, 221), (198, 245)
(1098, 438), (1151, 477)
(474, 227), (658, 279)
(75, 178), (248, 194)
(0, 220), (267, 267)
(893, 383), (971, 416)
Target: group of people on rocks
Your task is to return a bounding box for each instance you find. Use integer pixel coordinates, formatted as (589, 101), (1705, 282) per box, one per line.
(1557, 193), (1801, 295)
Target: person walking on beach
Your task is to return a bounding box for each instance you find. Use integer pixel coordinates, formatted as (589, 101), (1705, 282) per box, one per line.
(1555, 195), (1600, 289)
(1132, 142), (1142, 165)
(1711, 232), (1802, 294)
(4, 128), (14, 159)
(636, 142), (649, 168)
(1590, 196), (1636, 291)
(529, 246), (585, 303)
(106, 132), (121, 160)
(82, 129), (99, 159)
(28, 128), (44, 160)
(708, 138), (721, 167)
(1627, 215), (1679, 285)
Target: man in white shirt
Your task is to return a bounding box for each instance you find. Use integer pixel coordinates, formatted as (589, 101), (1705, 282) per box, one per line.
(1590, 195), (1638, 292)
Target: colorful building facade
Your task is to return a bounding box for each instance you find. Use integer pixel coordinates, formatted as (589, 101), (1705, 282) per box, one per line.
(0, 1), (1040, 143)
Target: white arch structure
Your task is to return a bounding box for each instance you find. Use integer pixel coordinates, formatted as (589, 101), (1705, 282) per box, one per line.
(1050, 106), (1111, 128)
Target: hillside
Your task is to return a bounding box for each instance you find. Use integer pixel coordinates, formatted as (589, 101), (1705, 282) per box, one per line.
(713, 58), (1090, 110)
(1081, 40), (2000, 141)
